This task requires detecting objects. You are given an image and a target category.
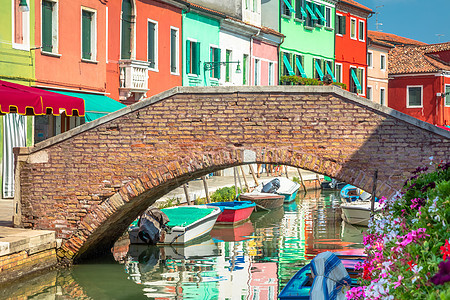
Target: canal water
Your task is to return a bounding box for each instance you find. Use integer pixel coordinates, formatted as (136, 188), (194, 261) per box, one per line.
(0, 189), (366, 299)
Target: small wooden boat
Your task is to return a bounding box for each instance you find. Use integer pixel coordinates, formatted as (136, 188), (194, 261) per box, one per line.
(129, 205), (222, 245)
(207, 201), (255, 224)
(278, 253), (364, 300)
(239, 193), (285, 209)
(340, 184), (363, 202)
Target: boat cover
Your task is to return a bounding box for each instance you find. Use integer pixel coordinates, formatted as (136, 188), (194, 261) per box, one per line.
(310, 252), (352, 300)
(138, 207), (170, 245)
(162, 207), (216, 227)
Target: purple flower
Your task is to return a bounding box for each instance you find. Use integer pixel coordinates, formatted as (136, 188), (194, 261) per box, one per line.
(431, 259), (450, 285)
(421, 182), (436, 193)
(410, 198), (426, 210)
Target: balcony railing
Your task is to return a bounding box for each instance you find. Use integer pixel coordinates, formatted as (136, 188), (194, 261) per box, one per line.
(119, 59), (150, 101)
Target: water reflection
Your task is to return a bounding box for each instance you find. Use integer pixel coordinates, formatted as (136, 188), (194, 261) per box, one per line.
(0, 189), (366, 299)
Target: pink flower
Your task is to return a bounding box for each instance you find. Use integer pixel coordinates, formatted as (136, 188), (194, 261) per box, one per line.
(393, 275), (403, 289)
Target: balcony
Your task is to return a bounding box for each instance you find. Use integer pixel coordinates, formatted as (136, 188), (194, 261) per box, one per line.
(119, 59), (150, 102)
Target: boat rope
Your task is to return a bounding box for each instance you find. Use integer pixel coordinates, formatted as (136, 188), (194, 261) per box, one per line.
(170, 232), (186, 245)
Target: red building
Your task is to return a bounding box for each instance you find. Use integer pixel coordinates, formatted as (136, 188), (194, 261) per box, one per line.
(388, 43), (450, 126)
(335, 0), (372, 97)
(106, 0), (185, 104)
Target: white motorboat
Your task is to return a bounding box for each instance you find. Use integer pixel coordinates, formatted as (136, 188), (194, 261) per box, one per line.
(129, 205), (222, 245)
(340, 201), (383, 226)
(252, 177), (301, 203)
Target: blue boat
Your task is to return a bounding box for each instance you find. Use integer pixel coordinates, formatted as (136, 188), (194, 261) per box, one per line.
(278, 254), (363, 300)
(340, 184), (363, 202)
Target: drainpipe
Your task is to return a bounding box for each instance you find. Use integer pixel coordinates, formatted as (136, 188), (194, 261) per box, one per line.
(250, 29), (261, 86)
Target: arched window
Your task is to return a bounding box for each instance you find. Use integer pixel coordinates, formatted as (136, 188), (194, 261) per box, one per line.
(121, 0), (133, 59)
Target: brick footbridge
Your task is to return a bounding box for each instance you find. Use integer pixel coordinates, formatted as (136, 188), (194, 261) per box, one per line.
(12, 86), (450, 261)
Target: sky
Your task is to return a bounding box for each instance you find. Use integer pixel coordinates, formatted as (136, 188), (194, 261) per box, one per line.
(356, 0), (450, 44)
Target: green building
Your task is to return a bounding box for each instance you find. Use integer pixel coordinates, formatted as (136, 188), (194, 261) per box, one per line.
(182, 6), (223, 87)
(0, 0), (35, 198)
(262, 0), (336, 82)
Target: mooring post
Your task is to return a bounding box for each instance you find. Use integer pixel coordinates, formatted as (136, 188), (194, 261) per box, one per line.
(285, 165), (289, 179)
(248, 164), (259, 186)
(236, 167), (243, 192)
(239, 165), (249, 192)
(370, 170), (378, 218)
(202, 176), (211, 204)
(234, 167), (239, 197)
(183, 184), (192, 205)
(297, 168), (307, 192)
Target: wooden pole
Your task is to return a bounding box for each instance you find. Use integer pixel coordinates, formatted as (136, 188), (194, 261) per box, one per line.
(239, 165), (250, 192)
(370, 170), (378, 218)
(183, 184), (192, 205)
(234, 167), (239, 197)
(249, 164), (259, 186)
(315, 174), (320, 190)
(285, 165), (289, 179)
(236, 167), (243, 192)
(202, 176), (211, 204)
(297, 168), (307, 192)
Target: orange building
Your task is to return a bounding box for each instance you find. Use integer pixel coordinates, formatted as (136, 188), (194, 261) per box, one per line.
(106, 0), (184, 104)
(334, 0), (372, 97)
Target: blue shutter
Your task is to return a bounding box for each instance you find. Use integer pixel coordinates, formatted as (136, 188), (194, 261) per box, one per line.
(314, 60), (324, 80)
(351, 69), (362, 90)
(283, 54), (295, 76)
(306, 3), (318, 20)
(326, 63), (336, 82)
(186, 40), (191, 74)
(282, 0), (296, 13)
(314, 6), (326, 24)
(295, 56), (307, 78)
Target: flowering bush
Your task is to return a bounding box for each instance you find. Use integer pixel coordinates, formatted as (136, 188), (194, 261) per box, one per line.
(347, 160), (450, 299)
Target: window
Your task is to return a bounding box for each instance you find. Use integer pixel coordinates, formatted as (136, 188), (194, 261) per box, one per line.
(350, 18), (356, 39)
(325, 6), (331, 28)
(81, 8), (96, 61)
(13, 0), (30, 50)
(225, 49), (231, 82)
(335, 63), (342, 83)
(147, 20), (157, 70)
(380, 54), (386, 71)
(350, 67), (363, 94)
(269, 62), (274, 85)
(295, 0), (305, 20)
(305, 1), (318, 28)
(380, 88), (385, 105)
(407, 86), (422, 107)
(294, 54), (306, 78)
(42, 0), (58, 53)
(367, 51), (373, 68)
(281, 0), (293, 17)
(186, 39), (200, 75)
(170, 27), (179, 74)
(121, 0), (133, 59)
(243, 54), (248, 85)
(254, 59), (260, 85)
(367, 86), (372, 100)
(314, 4), (326, 27)
(246, 0), (257, 12)
(282, 52), (294, 76)
(313, 58), (324, 80)
(325, 60), (335, 82)
(446, 85), (450, 107)
(358, 20), (365, 41)
(335, 14), (346, 35)
(209, 46), (220, 79)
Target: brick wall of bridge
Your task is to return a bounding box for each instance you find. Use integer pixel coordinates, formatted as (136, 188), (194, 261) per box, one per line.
(13, 86), (450, 260)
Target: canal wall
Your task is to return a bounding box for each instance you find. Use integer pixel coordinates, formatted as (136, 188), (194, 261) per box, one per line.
(0, 227), (57, 285)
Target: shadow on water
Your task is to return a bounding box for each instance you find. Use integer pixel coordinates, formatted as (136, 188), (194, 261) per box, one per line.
(0, 189), (367, 299)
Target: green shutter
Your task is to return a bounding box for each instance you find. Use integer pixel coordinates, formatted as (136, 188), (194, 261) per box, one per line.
(82, 11), (92, 60)
(193, 42), (200, 75)
(243, 55), (248, 85)
(351, 69), (362, 91)
(186, 40), (191, 74)
(446, 86), (450, 106)
(225, 50), (231, 81)
(326, 62), (336, 82)
(341, 16), (346, 35)
(314, 6), (326, 24)
(314, 59), (324, 80)
(283, 54), (295, 76)
(42, 1), (53, 52)
(282, 0), (295, 14)
(121, 0), (132, 59)
(295, 56), (307, 78)
(148, 22), (155, 68)
(305, 3), (318, 20)
(170, 29), (177, 73)
(215, 48), (221, 79)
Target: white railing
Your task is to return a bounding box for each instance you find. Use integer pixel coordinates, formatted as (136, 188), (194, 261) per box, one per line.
(119, 59), (150, 92)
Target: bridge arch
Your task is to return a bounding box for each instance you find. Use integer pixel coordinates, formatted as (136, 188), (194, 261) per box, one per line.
(13, 86), (450, 261)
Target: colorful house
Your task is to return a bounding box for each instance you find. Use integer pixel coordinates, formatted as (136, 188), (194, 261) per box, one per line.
(263, 0), (337, 83)
(367, 32), (394, 106)
(182, 4), (223, 87)
(106, 0), (184, 103)
(334, 0), (372, 97)
(388, 43), (450, 127)
(0, 0), (35, 198)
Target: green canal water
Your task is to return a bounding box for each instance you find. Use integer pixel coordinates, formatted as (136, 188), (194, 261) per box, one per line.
(0, 190), (366, 299)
